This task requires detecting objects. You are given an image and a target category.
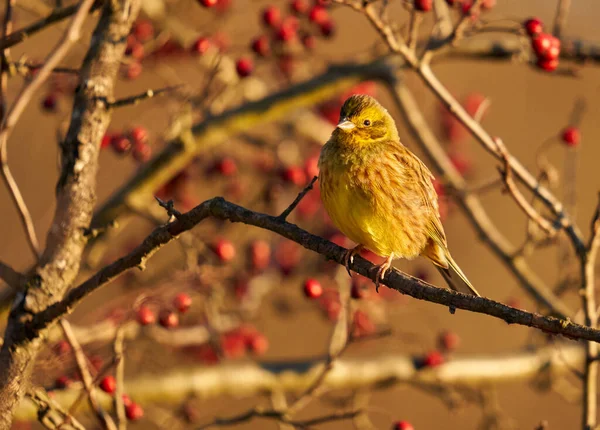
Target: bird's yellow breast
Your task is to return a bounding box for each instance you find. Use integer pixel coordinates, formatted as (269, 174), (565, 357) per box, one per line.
(318, 141), (429, 259)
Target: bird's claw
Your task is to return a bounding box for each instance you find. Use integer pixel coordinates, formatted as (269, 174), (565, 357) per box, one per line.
(343, 245), (363, 278)
(373, 255), (394, 293)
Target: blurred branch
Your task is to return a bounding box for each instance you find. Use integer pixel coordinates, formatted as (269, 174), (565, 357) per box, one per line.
(582, 195), (600, 429)
(385, 77), (572, 318)
(0, 0), (102, 50)
(108, 85), (185, 109)
(553, 0), (571, 39)
(0, 0), (140, 425)
(25, 388), (86, 430)
(36, 197), (599, 342)
(0, 260), (23, 289)
(197, 408), (359, 429)
(14, 344), (586, 420)
(60, 320), (117, 430)
(113, 327), (126, 430)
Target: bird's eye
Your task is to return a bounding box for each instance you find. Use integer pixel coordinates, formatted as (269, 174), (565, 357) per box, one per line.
(363, 119), (371, 126)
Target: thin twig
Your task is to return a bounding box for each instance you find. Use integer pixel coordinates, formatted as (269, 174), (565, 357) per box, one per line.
(0, 0), (15, 119)
(114, 326), (127, 430)
(0, 260), (23, 288)
(582, 194), (600, 429)
(60, 320), (118, 430)
(196, 408), (359, 429)
(0, 0), (102, 50)
(26, 387), (86, 430)
(277, 175), (318, 221)
(494, 138), (557, 237)
(450, 0), (484, 45)
(552, 0), (571, 39)
(406, 10), (422, 52)
(0, 0), (97, 259)
(109, 84), (185, 109)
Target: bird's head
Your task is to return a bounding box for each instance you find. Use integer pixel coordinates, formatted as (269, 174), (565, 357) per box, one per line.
(334, 94), (399, 144)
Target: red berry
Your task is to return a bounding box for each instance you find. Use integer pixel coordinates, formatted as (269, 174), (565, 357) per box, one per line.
(531, 33), (559, 59)
(191, 37), (211, 55)
(481, 0), (495, 9)
(414, 0), (432, 11)
(246, 332), (269, 355)
(159, 310), (179, 328)
(537, 57), (558, 72)
(308, 5), (329, 24)
(351, 310), (376, 337)
(524, 17), (543, 37)
(290, 0), (308, 14)
(351, 282), (368, 300)
(301, 34), (316, 50)
(124, 62), (142, 80)
(133, 20), (154, 42)
(137, 305), (156, 325)
(281, 165), (307, 186)
(198, 0), (218, 7)
(437, 330), (460, 351)
(275, 240), (300, 275)
(111, 135), (132, 154)
(214, 157), (237, 176)
(99, 376), (116, 394)
(101, 133), (113, 149)
(262, 6), (281, 27)
(303, 278), (323, 298)
(249, 239), (271, 271)
(251, 35), (270, 57)
(122, 394), (133, 407)
(125, 402), (144, 420)
(393, 421), (415, 430)
(561, 126), (580, 147)
(125, 41), (144, 60)
(55, 376), (70, 389)
(132, 141), (152, 162)
(221, 331), (246, 358)
(235, 57), (253, 78)
(173, 293), (192, 313)
(42, 93), (58, 111)
(130, 126), (148, 143)
(276, 24), (296, 42)
(319, 20), (335, 38)
(423, 350), (444, 367)
(54, 340), (71, 355)
(213, 238), (236, 262)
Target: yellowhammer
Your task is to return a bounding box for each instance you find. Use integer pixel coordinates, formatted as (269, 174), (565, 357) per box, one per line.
(318, 94), (480, 296)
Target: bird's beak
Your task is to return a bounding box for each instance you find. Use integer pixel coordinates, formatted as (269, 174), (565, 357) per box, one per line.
(336, 117), (355, 131)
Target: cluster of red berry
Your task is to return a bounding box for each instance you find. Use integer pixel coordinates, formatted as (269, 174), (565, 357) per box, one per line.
(101, 126), (152, 162)
(524, 18), (561, 72)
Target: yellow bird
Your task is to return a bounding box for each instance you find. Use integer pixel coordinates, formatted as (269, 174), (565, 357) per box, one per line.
(318, 94), (480, 296)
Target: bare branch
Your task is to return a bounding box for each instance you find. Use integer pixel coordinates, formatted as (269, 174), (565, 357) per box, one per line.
(34, 197), (600, 343)
(0, 0), (102, 51)
(0, 0), (140, 424)
(582, 194), (600, 429)
(552, 0), (571, 39)
(114, 326), (127, 430)
(109, 84), (185, 109)
(13, 344), (586, 420)
(0, 260), (23, 289)
(60, 320), (117, 430)
(277, 175), (318, 221)
(494, 138), (557, 237)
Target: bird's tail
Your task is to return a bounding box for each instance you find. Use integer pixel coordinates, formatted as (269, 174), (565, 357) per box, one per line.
(436, 255), (480, 297)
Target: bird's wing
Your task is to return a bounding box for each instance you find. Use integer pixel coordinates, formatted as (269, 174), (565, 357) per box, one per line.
(397, 144), (448, 249)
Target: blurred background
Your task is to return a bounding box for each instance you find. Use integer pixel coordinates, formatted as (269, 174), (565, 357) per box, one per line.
(2, 0), (600, 428)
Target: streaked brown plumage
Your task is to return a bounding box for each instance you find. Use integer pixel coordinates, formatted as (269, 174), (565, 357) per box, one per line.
(318, 94), (480, 296)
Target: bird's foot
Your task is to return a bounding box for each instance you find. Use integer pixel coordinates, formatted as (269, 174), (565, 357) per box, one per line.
(373, 254), (394, 293)
(343, 245), (363, 277)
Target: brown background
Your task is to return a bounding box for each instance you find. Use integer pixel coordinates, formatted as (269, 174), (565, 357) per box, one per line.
(2, 0), (600, 428)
